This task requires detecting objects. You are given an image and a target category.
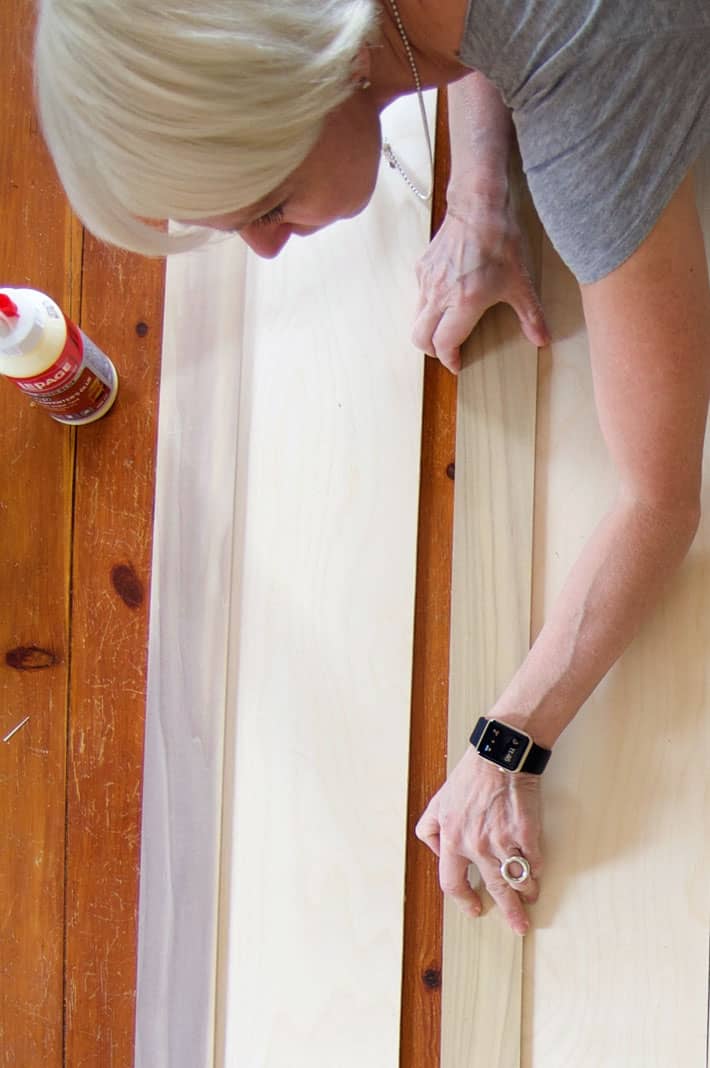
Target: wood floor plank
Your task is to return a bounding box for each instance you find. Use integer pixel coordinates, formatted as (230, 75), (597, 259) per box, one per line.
(0, 3), (76, 1063)
(400, 89), (454, 1068)
(217, 94), (434, 1068)
(441, 168), (541, 1068)
(65, 236), (163, 1068)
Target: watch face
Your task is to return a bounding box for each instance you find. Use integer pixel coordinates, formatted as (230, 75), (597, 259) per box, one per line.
(480, 720), (531, 771)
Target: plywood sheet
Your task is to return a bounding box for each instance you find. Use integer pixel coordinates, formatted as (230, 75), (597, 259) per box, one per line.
(138, 94), (434, 1068)
(443, 152), (710, 1067)
(216, 95), (434, 1068)
(520, 159), (710, 1067)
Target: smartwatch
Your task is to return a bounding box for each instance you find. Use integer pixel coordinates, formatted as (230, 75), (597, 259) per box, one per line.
(469, 716), (552, 774)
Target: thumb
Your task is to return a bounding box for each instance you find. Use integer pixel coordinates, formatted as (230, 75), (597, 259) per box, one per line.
(512, 277), (550, 349)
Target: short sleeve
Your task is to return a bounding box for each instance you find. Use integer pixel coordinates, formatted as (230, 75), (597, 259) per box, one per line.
(514, 32), (710, 283)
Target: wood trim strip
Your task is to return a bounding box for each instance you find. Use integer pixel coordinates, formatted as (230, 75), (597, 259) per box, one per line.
(440, 169), (540, 1067)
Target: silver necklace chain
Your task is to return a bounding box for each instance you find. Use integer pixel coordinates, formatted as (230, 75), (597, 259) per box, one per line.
(382, 0), (434, 202)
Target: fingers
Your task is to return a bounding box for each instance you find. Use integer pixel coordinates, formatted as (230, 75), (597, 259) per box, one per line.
(511, 278), (551, 349)
(412, 282), (548, 373)
(475, 852), (532, 935)
(414, 809), (441, 857)
(411, 304), (470, 374)
(418, 821), (539, 933)
(438, 848), (482, 918)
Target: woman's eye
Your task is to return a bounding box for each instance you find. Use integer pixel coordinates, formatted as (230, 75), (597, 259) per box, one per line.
(253, 204), (285, 227)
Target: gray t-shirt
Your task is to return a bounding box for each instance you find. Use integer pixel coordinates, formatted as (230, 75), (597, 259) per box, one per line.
(459, 0), (710, 283)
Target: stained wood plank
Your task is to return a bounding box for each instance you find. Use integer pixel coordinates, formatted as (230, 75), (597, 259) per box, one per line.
(0, 2), (76, 1063)
(519, 156), (710, 1066)
(65, 236), (163, 1067)
(217, 94), (434, 1068)
(400, 89), (454, 1068)
(441, 167), (541, 1068)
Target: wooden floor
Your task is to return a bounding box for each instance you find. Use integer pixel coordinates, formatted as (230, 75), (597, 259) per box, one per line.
(2, 3), (162, 1065)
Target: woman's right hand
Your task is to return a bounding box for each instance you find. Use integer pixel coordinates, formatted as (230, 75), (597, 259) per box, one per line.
(411, 195), (550, 374)
(415, 745), (544, 935)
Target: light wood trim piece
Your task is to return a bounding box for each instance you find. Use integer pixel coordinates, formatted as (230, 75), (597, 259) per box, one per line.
(442, 306), (537, 1068)
(441, 172), (540, 1068)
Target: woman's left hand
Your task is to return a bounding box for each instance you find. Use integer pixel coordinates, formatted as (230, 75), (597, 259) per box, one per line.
(411, 199), (549, 374)
(415, 745), (543, 935)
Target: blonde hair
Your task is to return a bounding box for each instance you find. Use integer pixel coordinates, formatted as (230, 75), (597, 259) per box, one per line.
(34, 0), (379, 255)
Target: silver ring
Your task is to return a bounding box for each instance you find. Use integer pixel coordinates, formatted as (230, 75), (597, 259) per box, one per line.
(500, 854), (531, 889)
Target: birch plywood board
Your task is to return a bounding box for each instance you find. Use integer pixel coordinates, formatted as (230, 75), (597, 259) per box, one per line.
(216, 94), (434, 1068)
(519, 161), (710, 1066)
(442, 154), (710, 1067)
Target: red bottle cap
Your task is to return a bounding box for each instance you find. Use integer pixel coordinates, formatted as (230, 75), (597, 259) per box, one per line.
(0, 293), (19, 319)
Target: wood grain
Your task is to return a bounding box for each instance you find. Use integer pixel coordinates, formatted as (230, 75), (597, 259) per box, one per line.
(65, 235), (163, 1067)
(400, 90), (454, 1068)
(441, 166), (541, 1068)
(217, 93), (434, 1068)
(519, 155), (710, 1066)
(0, 3), (75, 1064)
(135, 235), (248, 1068)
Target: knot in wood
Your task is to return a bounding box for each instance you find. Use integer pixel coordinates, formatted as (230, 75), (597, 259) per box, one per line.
(5, 646), (58, 671)
(111, 564), (145, 609)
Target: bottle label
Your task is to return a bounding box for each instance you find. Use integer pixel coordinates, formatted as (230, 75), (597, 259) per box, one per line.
(14, 317), (116, 422)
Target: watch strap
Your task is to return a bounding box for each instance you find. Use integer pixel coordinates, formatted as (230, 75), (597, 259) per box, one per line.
(470, 716), (552, 775)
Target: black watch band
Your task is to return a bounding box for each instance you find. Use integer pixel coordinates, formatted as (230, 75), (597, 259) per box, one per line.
(470, 716), (552, 774)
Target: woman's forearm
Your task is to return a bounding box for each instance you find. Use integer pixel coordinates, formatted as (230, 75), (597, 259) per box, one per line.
(490, 496), (700, 749)
(447, 72), (513, 208)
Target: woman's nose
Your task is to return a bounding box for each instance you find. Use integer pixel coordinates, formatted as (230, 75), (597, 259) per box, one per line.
(241, 224), (292, 260)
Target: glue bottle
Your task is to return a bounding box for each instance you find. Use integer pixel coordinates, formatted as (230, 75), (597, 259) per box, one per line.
(0, 287), (119, 425)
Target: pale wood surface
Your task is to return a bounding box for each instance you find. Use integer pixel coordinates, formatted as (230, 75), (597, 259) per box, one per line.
(442, 154), (710, 1066)
(135, 236), (248, 1068)
(217, 94), (434, 1068)
(137, 95), (434, 1068)
(442, 304), (538, 1068)
(520, 158), (710, 1066)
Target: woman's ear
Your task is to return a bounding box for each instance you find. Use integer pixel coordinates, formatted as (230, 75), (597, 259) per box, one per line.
(350, 44), (372, 89)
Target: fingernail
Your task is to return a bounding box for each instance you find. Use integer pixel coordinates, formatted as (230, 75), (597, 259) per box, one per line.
(516, 921), (529, 936)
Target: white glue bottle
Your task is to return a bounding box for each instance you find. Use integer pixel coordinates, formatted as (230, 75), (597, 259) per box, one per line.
(0, 287), (119, 425)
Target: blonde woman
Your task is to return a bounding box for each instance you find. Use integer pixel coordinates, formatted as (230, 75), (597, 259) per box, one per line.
(35, 0), (710, 937)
